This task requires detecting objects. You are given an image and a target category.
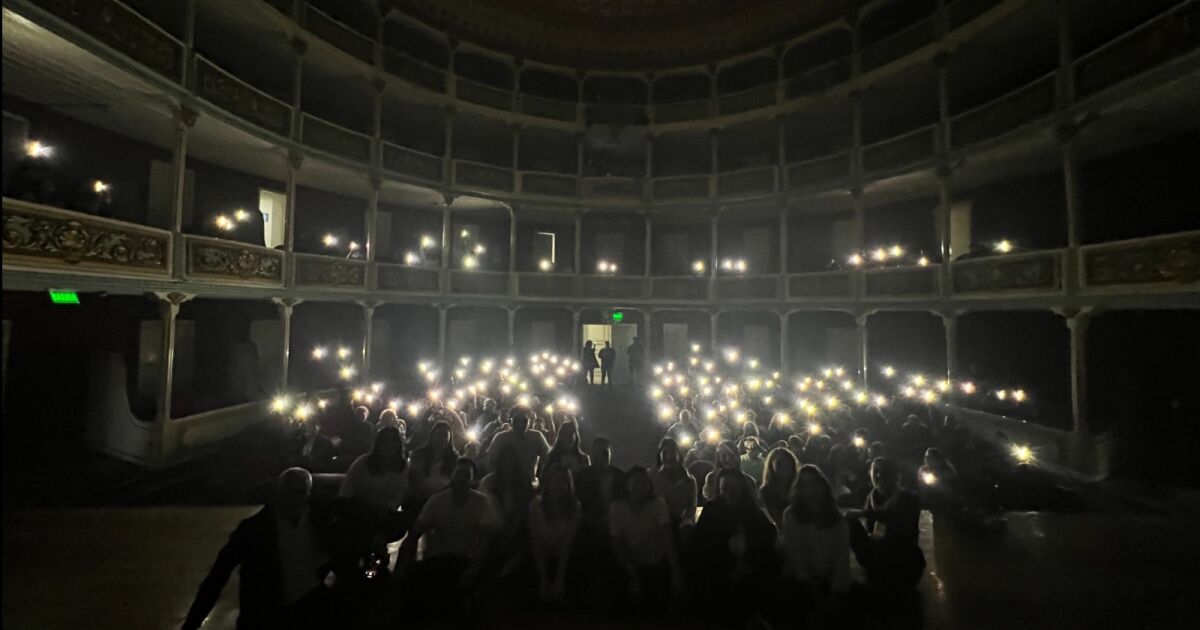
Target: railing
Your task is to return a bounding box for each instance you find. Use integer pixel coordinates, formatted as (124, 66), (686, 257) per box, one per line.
(456, 77), (513, 111)
(652, 276), (709, 300)
(2, 199), (172, 277)
(519, 94), (577, 122)
(652, 99), (712, 124)
(292, 253), (367, 288)
(382, 48), (447, 93)
(585, 103), (647, 126)
(949, 0), (1003, 29)
(1073, 1), (1200, 99)
(34, 0), (183, 80)
(719, 275), (781, 300)
(304, 6), (374, 64)
(580, 275), (648, 299)
(521, 172), (578, 197)
(454, 160), (515, 193)
(950, 73), (1055, 149)
(301, 114), (372, 164)
(786, 57), (852, 99)
(787, 152), (852, 189)
(718, 166), (778, 197)
(1080, 230), (1200, 290)
(582, 177), (643, 200)
(864, 265), (940, 297)
(860, 15), (938, 71)
(193, 56), (291, 137)
(382, 142), (444, 182)
(376, 263), (440, 292)
(718, 84), (779, 116)
(517, 272), (577, 298)
(653, 175), (710, 201)
(863, 125), (938, 173)
(951, 250), (1065, 294)
(788, 271), (854, 299)
(184, 234), (284, 286)
(450, 270), (509, 295)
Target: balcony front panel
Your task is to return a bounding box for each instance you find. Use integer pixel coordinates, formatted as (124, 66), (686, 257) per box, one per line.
(950, 0), (1002, 29)
(653, 176), (710, 201)
(377, 264), (440, 292)
(582, 177), (643, 201)
(652, 277), (708, 300)
(718, 167), (777, 198)
(718, 85), (778, 116)
(653, 100), (711, 124)
(864, 266), (938, 297)
(788, 153), (851, 189)
(302, 115), (372, 164)
(519, 94), (577, 122)
(719, 275), (781, 300)
(2, 200), (171, 277)
(450, 270), (509, 295)
(788, 271), (853, 299)
(518, 273), (577, 298)
(305, 8), (374, 64)
(454, 161), (515, 193)
(951, 75), (1055, 149)
(456, 79), (513, 111)
(383, 143), (444, 182)
(786, 58), (851, 99)
(194, 57), (291, 137)
(580, 275), (647, 299)
(863, 126), (937, 173)
(184, 235), (283, 286)
(1075, 3), (1200, 99)
(951, 252), (1062, 294)
(521, 173), (578, 197)
(383, 50), (446, 92)
(1081, 232), (1200, 289)
(293, 254), (367, 289)
(34, 0), (182, 80)
(585, 104), (647, 126)
(861, 17), (937, 72)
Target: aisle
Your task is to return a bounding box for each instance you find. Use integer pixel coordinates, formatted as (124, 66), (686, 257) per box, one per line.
(573, 383), (662, 469)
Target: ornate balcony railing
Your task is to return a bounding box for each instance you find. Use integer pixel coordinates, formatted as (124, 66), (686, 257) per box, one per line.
(304, 6), (374, 64)
(184, 235), (284, 286)
(652, 276), (709, 300)
(383, 142), (444, 182)
(788, 271), (853, 299)
(1074, 1), (1200, 99)
(653, 175), (710, 201)
(375, 263), (440, 292)
(864, 266), (939, 297)
(454, 160), (515, 193)
(951, 250), (1064, 294)
(450, 270), (510, 295)
(517, 273), (577, 298)
(193, 56), (291, 138)
(301, 114), (372, 164)
(35, 0), (183, 80)
(2, 199), (171, 277)
(863, 125), (937, 173)
(950, 73), (1055, 149)
(293, 253), (367, 288)
(1080, 230), (1200, 290)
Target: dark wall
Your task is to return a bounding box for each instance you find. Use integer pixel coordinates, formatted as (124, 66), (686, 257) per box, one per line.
(959, 169), (1067, 253)
(515, 221), (574, 272)
(289, 302), (364, 392)
(866, 311), (946, 379)
(187, 157), (285, 246)
(1081, 134), (1200, 243)
(294, 186), (366, 255)
(864, 199), (939, 261)
(176, 300), (278, 416)
(651, 222), (710, 275)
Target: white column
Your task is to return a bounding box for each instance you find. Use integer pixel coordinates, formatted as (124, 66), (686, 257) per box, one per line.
(779, 311), (789, 375)
(272, 298), (299, 389)
(942, 311), (958, 381)
(856, 312), (870, 386)
(361, 303), (376, 377)
(1067, 309), (1091, 435)
(169, 107), (197, 277)
(152, 292), (194, 460)
(437, 305), (449, 367)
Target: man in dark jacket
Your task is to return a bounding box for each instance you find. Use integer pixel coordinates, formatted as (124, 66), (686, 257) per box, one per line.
(183, 468), (342, 630)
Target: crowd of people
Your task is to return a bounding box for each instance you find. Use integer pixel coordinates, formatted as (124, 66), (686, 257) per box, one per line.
(183, 348), (1051, 630)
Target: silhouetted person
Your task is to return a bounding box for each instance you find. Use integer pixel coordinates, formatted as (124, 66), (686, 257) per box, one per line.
(627, 337), (645, 384)
(598, 341), (616, 387)
(183, 468), (339, 630)
(581, 341), (599, 385)
(846, 457), (925, 590)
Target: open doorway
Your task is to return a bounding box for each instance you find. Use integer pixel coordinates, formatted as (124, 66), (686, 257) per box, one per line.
(581, 323), (637, 385)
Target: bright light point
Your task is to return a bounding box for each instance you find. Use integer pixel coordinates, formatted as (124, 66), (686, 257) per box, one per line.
(875, 395), (888, 407)
(460, 229), (470, 238)
(921, 390), (938, 404)
(994, 240), (1014, 254)
(407, 403), (420, 416)
(1012, 444), (1034, 463)
(92, 180), (110, 193)
(420, 234), (437, 249)
(388, 399), (400, 410)
(680, 434), (694, 447)
(918, 256), (930, 267)
(404, 251), (419, 265)
(658, 405), (674, 420)
(467, 429), (479, 443)
(428, 389), (441, 401)
(882, 366), (896, 378)
(25, 140), (52, 158)
(234, 209), (251, 222)
(317, 399), (328, 410)
(351, 389), (364, 402)
(323, 234), (338, 247)
(1012, 389), (1027, 402)
(889, 245), (904, 258)
(214, 214), (234, 231)
(692, 260), (706, 274)
(371, 382), (383, 394)
(872, 248), (888, 262)
(937, 380), (951, 393)
(902, 386), (916, 398)
(271, 396), (291, 413)
(853, 435), (866, 448)
(807, 422), (822, 435)
(825, 396), (839, 409)
(293, 404), (312, 420)
(337, 347), (351, 359)
(854, 391), (868, 404)
(462, 255), (479, 270)
(748, 358), (759, 370)
(847, 253), (864, 267)
(348, 241), (360, 251)
(538, 258), (553, 271)
(911, 374), (926, 387)
(960, 382), (977, 395)
(921, 471), (938, 485)
(339, 366), (356, 380)
(311, 347), (327, 360)
(996, 390), (1009, 401)
(706, 429), (721, 443)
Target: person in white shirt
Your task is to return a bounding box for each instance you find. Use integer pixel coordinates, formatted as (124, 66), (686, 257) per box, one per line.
(609, 466), (683, 613)
(779, 464), (850, 625)
(485, 407), (550, 482)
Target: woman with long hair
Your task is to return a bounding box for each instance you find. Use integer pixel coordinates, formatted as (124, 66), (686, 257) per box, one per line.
(341, 426), (409, 512)
(650, 438), (697, 529)
(702, 441), (761, 503)
(609, 466), (683, 614)
(528, 464), (582, 607)
(779, 465), (850, 626)
(760, 447), (798, 527)
(406, 421), (459, 515)
(542, 419), (591, 477)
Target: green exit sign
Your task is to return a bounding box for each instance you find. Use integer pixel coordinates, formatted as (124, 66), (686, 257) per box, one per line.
(610, 311), (624, 322)
(48, 289), (80, 305)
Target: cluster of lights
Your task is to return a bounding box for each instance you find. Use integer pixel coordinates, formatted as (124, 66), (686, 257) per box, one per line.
(24, 140), (53, 158)
(720, 258), (748, 274)
(214, 208), (254, 232)
(321, 233), (362, 257)
(403, 234), (441, 267)
(845, 244), (931, 269)
(994, 239), (1014, 254)
(596, 259), (618, 274)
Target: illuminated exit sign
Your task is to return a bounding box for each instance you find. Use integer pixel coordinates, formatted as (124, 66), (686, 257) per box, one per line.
(610, 311), (624, 322)
(48, 289), (80, 305)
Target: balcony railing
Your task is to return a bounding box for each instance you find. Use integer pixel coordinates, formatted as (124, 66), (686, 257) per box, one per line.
(950, 73), (1055, 149)
(35, 0), (183, 80)
(293, 253), (367, 289)
(863, 266), (940, 297)
(184, 235), (284, 287)
(304, 6), (374, 64)
(860, 15), (937, 71)
(2, 199), (172, 277)
(521, 172), (578, 197)
(719, 275), (782, 300)
(383, 142), (444, 182)
(519, 94), (577, 122)
(193, 56), (291, 138)
(517, 273), (577, 298)
(1080, 230), (1200, 290)
(652, 276), (709, 300)
(785, 57), (852, 99)
(1074, 1), (1200, 99)
(457, 77), (513, 111)
(453, 160), (515, 193)
(653, 175), (710, 201)
(376, 263), (440, 292)
(450, 270), (509, 295)
(787, 152), (852, 189)
(863, 125), (937, 173)
(718, 84), (779, 116)
(301, 114), (372, 164)
(652, 99), (712, 124)
(788, 271), (854, 299)
(717, 166), (778, 198)
(951, 250), (1064, 295)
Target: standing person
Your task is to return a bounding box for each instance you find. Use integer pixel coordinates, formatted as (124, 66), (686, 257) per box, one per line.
(845, 457), (925, 591)
(183, 469), (338, 630)
(485, 407), (551, 483)
(573, 436), (628, 612)
(541, 419), (591, 477)
(609, 466), (683, 614)
(340, 426), (411, 554)
(598, 341), (616, 387)
(760, 447), (798, 527)
(650, 438), (698, 529)
(528, 464), (582, 607)
(407, 422), (459, 516)
(581, 341), (599, 385)
(575, 437), (626, 529)
(627, 336), (645, 385)
(779, 465), (850, 626)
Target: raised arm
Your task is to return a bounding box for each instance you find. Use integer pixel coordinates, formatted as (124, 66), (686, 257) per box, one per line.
(182, 521), (249, 630)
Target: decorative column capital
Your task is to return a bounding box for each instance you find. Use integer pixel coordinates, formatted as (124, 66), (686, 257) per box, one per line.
(290, 37), (308, 56)
(1055, 306), (1094, 327)
(175, 105), (199, 128)
(1054, 121), (1079, 143)
(288, 149), (305, 170)
(369, 175), (383, 191)
(931, 50), (951, 69)
(272, 297), (302, 311)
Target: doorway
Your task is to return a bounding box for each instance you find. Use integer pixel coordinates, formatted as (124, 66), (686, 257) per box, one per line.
(581, 323), (637, 385)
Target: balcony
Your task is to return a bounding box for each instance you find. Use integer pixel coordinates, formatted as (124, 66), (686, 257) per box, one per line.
(376, 263), (439, 293)
(1080, 231), (1200, 291)
(301, 114), (371, 164)
(183, 235), (284, 287)
(292, 253), (367, 289)
(864, 266), (940, 298)
(951, 250), (1064, 295)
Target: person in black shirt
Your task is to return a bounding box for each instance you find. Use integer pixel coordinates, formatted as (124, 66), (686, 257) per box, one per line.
(598, 341), (616, 387)
(845, 457), (925, 590)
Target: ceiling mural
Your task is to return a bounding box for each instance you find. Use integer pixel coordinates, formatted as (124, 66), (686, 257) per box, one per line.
(386, 0), (857, 70)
